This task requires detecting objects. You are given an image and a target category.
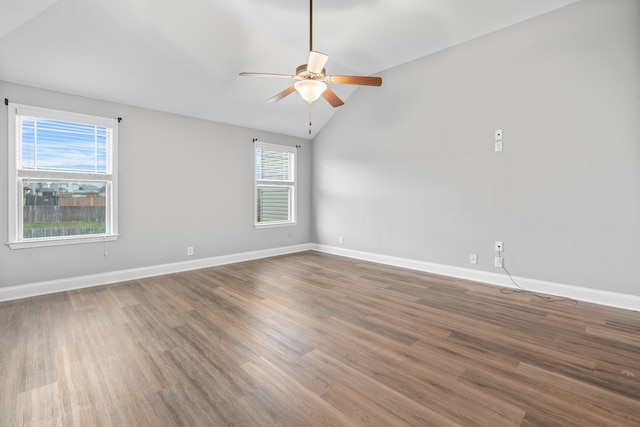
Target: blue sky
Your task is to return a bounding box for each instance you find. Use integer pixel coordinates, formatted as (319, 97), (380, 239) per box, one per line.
(20, 117), (108, 173)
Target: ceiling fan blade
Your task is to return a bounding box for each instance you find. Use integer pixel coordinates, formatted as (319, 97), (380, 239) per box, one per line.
(267, 86), (297, 103)
(239, 72), (296, 79)
(325, 75), (382, 86)
(321, 88), (344, 108)
(307, 51), (328, 74)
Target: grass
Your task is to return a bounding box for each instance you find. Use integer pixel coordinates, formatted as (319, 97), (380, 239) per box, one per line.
(24, 221), (106, 230)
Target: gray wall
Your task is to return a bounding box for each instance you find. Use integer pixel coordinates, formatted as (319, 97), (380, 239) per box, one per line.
(312, 0), (640, 296)
(0, 81), (311, 288)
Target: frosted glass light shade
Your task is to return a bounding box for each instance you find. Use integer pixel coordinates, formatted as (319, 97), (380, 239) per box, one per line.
(294, 80), (327, 104)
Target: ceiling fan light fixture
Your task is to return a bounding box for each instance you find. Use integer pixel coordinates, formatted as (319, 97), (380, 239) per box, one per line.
(294, 79), (327, 104)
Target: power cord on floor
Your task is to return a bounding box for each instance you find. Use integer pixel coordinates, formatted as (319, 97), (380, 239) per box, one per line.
(497, 249), (578, 304)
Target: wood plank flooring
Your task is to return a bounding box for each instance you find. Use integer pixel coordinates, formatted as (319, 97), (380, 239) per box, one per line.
(1, 250), (639, 426)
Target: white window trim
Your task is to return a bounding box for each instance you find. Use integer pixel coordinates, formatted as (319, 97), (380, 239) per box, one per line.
(7, 103), (119, 249)
(254, 141), (297, 229)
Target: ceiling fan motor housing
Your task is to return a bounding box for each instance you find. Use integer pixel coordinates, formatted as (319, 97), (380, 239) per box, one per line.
(296, 64), (326, 80)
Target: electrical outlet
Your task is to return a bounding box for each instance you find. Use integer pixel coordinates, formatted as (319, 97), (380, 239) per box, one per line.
(338, 236), (343, 245)
(494, 256), (503, 268)
(187, 246), (194, 256)
(469, 254), (477, 264)
(494, 241), (503, 252)
(495, 141), (503, 152)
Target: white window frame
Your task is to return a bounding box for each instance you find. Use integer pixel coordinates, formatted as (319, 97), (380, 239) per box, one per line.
(254, 141), (297, 229)
(7, 103), (119, 249)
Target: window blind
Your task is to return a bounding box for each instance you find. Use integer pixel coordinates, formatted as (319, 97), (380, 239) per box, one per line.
(19, 117), (110, 173)
(255, 142), (296, 226)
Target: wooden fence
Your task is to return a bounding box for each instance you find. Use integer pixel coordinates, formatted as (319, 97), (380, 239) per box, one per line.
(23, 206), (105, 223)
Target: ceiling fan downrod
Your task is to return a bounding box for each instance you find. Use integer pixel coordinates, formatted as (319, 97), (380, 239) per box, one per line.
(309, 0), (313, 52)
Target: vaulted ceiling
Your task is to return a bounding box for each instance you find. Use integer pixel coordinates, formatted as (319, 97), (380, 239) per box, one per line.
(0, 0), (579, 139)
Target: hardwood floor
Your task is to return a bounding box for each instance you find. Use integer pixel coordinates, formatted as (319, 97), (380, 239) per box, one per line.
(1, 250), (639, 426)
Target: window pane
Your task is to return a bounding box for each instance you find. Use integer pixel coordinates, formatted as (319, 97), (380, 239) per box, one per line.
(22, 181), (107, 239)
(20, 117), (109, 173)
(256, 148), (290, 181)
(257, 188), (290, 223)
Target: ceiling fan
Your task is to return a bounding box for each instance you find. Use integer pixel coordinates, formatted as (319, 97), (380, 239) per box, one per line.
(239, 0), (382, 108)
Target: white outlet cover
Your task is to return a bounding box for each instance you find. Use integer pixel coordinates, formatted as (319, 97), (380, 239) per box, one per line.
(469, 254), (477, 264)
(495, 141), (503, 152)
(495, 129), (503, 140)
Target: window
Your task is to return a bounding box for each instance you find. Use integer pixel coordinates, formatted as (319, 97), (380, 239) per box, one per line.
(8, 103), (118, 248)
(254, 141), (296, 228)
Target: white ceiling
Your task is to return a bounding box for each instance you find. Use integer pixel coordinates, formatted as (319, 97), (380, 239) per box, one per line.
(0, 0), (579, 139)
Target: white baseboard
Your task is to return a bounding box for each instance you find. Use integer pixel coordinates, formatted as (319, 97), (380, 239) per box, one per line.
(3, 243), (638, 312)
(312, 244), (640, 312)
(0, 243), (313, 302)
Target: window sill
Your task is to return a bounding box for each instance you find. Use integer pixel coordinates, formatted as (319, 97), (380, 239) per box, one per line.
(254, 221), (297, 230)
(8, 234), (119, 250)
